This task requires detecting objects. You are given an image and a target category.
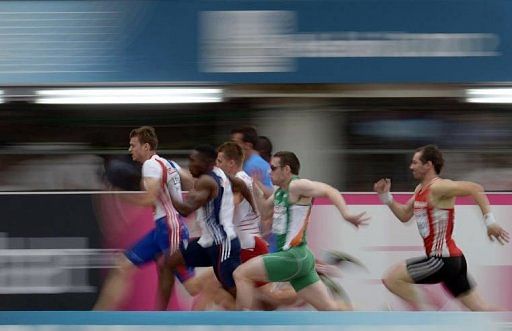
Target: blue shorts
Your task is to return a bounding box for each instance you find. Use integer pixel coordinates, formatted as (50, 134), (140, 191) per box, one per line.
(180, 237), (241, 289)
(125, 216), (195, 283)
(264, 232), (278, 253)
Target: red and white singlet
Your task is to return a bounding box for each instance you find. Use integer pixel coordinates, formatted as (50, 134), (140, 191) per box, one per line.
(413, 178), (462, 257)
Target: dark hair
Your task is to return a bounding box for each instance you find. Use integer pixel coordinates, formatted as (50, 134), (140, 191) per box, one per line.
(274, 151), (300, 175)
(416, 144), (444, 174)
(217, 141), (244, 166)
(105, 156), (141, 191)
(194, 144), (218, 163)
(256, 136), (272, 163)
(129, 126), (158, 150)
(231, 126), (258, 148)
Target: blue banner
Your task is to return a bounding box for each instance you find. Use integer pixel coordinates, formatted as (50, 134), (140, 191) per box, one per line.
(1, 0), (511, 84)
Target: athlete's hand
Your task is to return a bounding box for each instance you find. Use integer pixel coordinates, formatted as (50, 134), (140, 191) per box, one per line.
(373, 178), (391, 194)
(343, 211), (370, 228)
(487, 223), (510, 245)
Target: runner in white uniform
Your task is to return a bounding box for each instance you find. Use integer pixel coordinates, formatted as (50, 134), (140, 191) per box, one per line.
(94, 126), (194, 310)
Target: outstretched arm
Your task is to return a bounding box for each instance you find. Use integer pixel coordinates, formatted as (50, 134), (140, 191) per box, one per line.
(373, 178), (414, 223)
(170, 176), (215, 216)
(432, 180), (510, 244)
(289, 179), (369, 228)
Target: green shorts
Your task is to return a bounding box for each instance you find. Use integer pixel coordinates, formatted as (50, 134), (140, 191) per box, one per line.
(262, 244), (320, 292)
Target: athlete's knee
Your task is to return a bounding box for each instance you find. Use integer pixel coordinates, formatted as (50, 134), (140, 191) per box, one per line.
(233, 264), (249, 283)
(381, 274), (394, 291)
(382, 264), (404, 290)
(114, 255), (137, 275)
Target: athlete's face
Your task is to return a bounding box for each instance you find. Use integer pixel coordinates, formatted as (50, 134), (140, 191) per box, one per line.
(270, 156), (287, 186)
(231, 133), (251, 152)
(128, 136), (148, 163)
(231, 133), (244, 148)
(216, 152), (234, 175)
(410, 151), (429, 180)
(189, 150), (209, 178)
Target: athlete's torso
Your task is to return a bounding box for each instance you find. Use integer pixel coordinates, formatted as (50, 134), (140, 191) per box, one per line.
(413, 178), (462, 257)
(272, 176), (312, 251)
(197, 167), (236, 247)
(234, 171), (261, 249)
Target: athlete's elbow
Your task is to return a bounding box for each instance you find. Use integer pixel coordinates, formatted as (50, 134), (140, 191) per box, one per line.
(474, 183), (485, 193)
(398, 213), (412, 223)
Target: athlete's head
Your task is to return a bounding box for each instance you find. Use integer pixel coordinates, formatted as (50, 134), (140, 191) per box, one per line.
(217, 141), (244, 175)
(255, 135), (272, 163)
(231, 126), (258, 152)
(410, 144), (444, 179)
(129, 126), (158, 163)
(189, 145), (217, 178)
(271, 151), (300, 186)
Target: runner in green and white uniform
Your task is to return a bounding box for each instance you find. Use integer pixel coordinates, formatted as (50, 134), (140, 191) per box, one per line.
(233, 151), (369, 311)
(262, 175), (319, 291)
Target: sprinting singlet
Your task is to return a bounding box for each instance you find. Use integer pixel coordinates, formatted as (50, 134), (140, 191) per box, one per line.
(234, 170), (261, 249)
(272, 176), (312, 251)
(413, 178), (462, 257)
(197, 167), (236, 248)
(142, 155), (182, 253)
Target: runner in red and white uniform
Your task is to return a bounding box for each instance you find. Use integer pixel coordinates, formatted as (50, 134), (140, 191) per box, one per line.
(374, 144), (509, 311)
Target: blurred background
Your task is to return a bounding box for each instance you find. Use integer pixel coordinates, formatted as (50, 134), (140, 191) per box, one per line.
(3, 85), (512, 192)
(1, 0), (512, 311)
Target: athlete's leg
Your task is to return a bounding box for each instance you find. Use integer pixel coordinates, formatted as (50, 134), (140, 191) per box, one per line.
(188, 269), (237, 310)
(95, 223), (165, 310)
(183, 268), (222, 310)
(295, 280), (349, 311)
(457, 289), (502, 311)
(254, 282), (298, 309)
(93, 255), (137, 310)
(156, 257), (176, 310)
(382, 261), (426, 309)
(233, 255), (269, 310)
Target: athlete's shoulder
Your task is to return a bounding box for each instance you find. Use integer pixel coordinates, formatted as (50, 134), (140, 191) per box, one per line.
(236, 170), (251, 182)
(142, 155), (157, 165)
(288, 178), (313, 192)
(430, 178), (453, 189)
(196, 173), (217, 189)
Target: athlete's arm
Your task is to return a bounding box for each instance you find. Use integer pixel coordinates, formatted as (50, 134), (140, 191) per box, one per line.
(178, 167), (195, 191)
(432, 180), (510, 244)
(227, 175), (258, 214)
(252, 178), (274, 220)
(290, 179), (369, 227)
(119, 177), (160, 206)
(373, 178), (414, 223)
(431, 179), (489, 213)
(170, 175), (216, 216)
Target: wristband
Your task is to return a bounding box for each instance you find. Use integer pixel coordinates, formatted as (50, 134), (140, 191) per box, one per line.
(484, 212), (496, 227)
(379, 192), (394, 205)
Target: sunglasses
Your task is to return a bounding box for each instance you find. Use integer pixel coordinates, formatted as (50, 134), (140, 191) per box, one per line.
(270, 165), (282, 171)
